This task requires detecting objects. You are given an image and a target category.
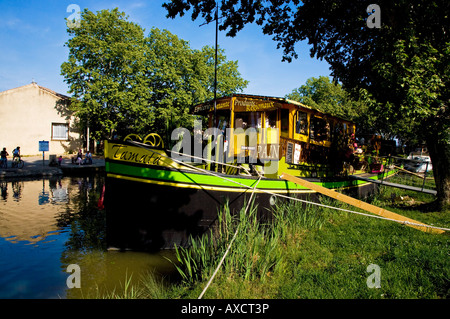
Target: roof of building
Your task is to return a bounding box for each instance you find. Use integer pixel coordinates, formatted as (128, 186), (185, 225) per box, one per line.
(0, 82), (69, 100)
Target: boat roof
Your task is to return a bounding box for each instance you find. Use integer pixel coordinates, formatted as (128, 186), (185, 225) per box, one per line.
(192, 93), (354, 124)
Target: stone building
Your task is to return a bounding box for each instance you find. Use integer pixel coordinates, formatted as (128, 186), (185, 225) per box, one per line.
(0, 82), (81, 156)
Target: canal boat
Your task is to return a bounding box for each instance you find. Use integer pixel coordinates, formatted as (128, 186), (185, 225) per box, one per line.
(104, 94), (395, 250)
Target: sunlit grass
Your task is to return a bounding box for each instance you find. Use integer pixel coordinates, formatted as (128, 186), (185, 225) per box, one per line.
(162, 179), (449, 299)
(97, 174), (449, 299)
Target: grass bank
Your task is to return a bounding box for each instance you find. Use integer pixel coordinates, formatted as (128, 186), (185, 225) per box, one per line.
(103, 173), (449, 299)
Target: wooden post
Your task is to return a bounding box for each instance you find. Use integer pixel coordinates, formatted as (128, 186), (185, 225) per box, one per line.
(280, 173), (444, 234)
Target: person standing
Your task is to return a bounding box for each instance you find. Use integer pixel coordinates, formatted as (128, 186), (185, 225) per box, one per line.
(1, 148), (8, 167)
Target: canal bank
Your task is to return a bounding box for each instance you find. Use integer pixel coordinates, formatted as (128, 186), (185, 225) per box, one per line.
(0, 155), (105, 179)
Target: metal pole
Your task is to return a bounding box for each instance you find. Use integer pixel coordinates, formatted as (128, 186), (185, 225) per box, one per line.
(213, 3), (218, 128)
(87, 124), (90, 152)
(380, 155), (389, 186)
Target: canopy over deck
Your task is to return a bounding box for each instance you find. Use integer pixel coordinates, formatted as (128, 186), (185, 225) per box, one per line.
(191, 93), (354, 127)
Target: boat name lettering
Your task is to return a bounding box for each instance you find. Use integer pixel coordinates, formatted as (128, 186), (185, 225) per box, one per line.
(112, 145), (161, 165)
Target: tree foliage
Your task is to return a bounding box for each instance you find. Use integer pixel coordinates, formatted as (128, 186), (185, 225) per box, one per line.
(285, 76), (362, 121)
(163, 1), (448, 136)
(61, 8), (248, 141)
(61, 8), (150, 140)
(145, 28), (248, 138)
(164, 0), (450, 207)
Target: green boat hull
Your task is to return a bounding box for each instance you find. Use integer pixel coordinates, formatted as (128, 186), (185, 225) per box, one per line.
(104, 140), (393, 250)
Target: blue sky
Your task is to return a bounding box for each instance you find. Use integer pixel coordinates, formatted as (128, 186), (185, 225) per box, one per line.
(0, 0), (332, 98)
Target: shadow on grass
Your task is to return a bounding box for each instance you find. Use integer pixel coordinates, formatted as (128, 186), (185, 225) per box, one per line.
(389, 199), (441, 213)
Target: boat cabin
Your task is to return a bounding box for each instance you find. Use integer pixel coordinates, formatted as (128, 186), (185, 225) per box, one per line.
(192, 94), (356, 178)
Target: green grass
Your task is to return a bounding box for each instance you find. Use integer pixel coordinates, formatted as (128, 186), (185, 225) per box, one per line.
(101, 173), (449, 299)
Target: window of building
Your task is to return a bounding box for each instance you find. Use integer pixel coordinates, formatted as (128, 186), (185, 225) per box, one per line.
(295, 110), (308, 135)
(234, 112), (262, 130)
(52, 123), (69, 140)
(309, 116), (330, 141)
(265, 110), (277, 128)
(217, 111), (230, 131)
(280, 109), (289, 134)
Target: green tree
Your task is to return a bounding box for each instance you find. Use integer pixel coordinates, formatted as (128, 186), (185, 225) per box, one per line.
(61, 9), (248, 144)
(61, 8), (151, 140)
(164, 0), (450, 208)
(145, 28), (248, 141)
(286, 76), (361, 121)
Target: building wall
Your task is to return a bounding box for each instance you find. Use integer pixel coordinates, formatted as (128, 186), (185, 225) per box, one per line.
(0, 83), (82, 156)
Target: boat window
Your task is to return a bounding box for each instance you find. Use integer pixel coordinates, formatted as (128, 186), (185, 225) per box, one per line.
(265, 110), (277, 128)
(295, 111), (308, 135)
(349, 124), (355, 135)
(217, 111), (230, 131)
(234, 112), (261, 130)
(310, 116), (330, 141)
(321, 120), (331, 141)
(334, 121), (343, 137)
(328, 121), (334, 140)
(280, 109), (289, 134)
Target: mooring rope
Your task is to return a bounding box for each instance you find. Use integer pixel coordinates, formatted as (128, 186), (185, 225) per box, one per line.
(168, 148), (252, 175)
(197, 177), (262, 299)
(127, 141), (450, 233)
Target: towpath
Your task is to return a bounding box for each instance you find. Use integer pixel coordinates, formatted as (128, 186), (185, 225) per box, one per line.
(0, 155), (105, 179)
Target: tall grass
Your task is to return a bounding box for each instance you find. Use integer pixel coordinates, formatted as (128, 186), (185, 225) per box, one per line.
(92, 270), (171, 299)
(164, 184), (448, 299)
(169, 196), (327, 290)
(100, 177), (448, 299)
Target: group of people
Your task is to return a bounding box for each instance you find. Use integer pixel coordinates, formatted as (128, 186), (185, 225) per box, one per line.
(72, 149), (93, 165)
(1, 146), (94, 168)
(0, 146), (21, 167)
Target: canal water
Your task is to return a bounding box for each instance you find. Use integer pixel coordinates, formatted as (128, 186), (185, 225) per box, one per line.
(0, 175), (176, 299)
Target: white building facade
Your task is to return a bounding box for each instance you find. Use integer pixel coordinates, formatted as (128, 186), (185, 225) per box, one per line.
(0, 82), (82, 156)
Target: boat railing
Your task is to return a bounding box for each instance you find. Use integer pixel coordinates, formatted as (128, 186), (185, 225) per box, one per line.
(128, 140), (253, 176)
(365, 154), (434, 191)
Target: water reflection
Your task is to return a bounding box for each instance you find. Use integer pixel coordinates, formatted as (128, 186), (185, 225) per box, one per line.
(0, 180), (25, 202)
(0, 176), (176, 299)
(0, 176), (102, 245)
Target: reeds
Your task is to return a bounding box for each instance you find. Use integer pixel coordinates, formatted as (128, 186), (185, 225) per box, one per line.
(99, 179), (448, 299)
(169, 196), (327, 287)
(93, 270), (170, 299)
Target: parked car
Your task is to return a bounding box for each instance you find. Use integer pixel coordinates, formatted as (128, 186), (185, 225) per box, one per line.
(404, 154), (432, 173)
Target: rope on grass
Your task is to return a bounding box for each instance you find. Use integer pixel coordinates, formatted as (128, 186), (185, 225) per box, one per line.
(197, 177), (262, 299)
(129, 141), (450, 233)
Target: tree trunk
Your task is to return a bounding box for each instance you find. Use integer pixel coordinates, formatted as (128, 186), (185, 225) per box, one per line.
(426, 135), (450, 210)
